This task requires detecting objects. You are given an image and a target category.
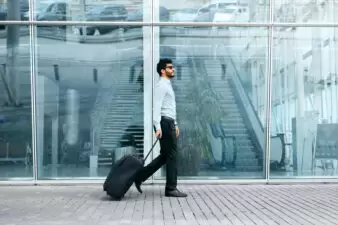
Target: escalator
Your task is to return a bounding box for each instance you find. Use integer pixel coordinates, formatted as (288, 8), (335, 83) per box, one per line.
(170, 57), (240, 174)
(200, 58), (264, 171)
(92, 55), (264, 172)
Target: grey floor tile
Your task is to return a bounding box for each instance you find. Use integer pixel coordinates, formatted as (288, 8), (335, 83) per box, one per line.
(0, 184), (337, 225)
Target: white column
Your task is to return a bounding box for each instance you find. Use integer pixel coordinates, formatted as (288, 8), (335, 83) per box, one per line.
(283, 30), (289, 133)
(277, 32), (285, 133)
(51, 115), (59, 176)
(51, 82), (59, 177)
(294, 29), (305, 118)
(152, 0), (161, 178)
(6, 0), (20, 106)
(66, 89), (79, 145)
(335, 20), (338, 123)
(311, 5), (324, 121)
(80, 0), (87, 39)
(279, 70), (285, 133)
(323, 3), (330, 122)
(329, 44), (336, 123)
(325, 44), (333, 123)
(66, 0), (74, 41)
(328, 1), (337, 123)
(142, 0), (159, 181)
(294, 27), (306, 176)
(36, 76), (45, 178)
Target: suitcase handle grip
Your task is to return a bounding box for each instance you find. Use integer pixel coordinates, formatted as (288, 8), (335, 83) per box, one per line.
(143, 137), (159, 162)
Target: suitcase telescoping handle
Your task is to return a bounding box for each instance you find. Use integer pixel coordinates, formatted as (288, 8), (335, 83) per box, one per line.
(143, 137), (159, 162)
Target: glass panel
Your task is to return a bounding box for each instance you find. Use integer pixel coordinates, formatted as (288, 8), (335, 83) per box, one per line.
(270, 27), (338, 178)
(163, 0), (269, 22)
(33, 0), (145, 39)
(274, 0), (338, 23)
(0, 0), (30, 21)
(35, 24), (145, 178)
(32, 0), (143, 22)
(0, 22), (33, 177)
(154, 26), (268, 179)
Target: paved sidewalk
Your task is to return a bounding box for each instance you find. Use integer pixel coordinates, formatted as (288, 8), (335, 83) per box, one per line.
(0, 184), (338, 225)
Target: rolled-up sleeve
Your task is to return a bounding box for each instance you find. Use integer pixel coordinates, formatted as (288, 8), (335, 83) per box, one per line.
(153, 82), (166, 131)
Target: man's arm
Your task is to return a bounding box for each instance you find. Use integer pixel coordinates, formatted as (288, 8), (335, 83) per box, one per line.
(153, 82), (166, 131)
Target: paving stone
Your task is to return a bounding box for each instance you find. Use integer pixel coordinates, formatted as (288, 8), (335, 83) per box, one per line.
(0, 184), (337, 224)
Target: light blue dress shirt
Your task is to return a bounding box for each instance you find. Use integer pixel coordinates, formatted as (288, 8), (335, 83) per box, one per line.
(153, 77), (177, 131)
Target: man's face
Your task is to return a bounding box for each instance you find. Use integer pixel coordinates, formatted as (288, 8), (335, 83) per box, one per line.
(162, 63), (175, 78)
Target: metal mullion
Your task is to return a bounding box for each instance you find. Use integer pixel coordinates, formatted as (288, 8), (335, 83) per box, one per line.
(28, 0), (38, 182)
(3, 20), (338, 27)
(141, 0), (157, 183)
(265, 0), (274, 182)
(150, 0), (161, 182)
(150, 0), (154, 183)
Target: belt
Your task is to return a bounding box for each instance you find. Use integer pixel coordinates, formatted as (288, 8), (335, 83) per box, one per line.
(161, 116), (174, 122)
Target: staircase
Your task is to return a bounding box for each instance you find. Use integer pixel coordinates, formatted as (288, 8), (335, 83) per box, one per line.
(171, 64), (192, 122)
(98, 62), (144, 166)
(90, 63), (119, 156)
(0, 64), (31, 130)
(0, 63), (32, 163)
(202, 59), (263, 171)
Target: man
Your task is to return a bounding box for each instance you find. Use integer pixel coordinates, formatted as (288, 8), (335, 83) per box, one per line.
(134, 58), (187, 198)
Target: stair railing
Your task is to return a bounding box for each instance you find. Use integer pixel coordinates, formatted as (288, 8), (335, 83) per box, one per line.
(228, 58), (265, 153)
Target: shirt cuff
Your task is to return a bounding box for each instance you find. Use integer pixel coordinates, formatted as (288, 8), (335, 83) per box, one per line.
(154, 122), (161, 131)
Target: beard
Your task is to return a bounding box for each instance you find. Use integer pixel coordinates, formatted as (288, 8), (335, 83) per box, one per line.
(166, 71), (174, 77)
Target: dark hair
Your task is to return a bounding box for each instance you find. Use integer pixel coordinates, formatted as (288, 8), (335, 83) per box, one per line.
(156, 58), (172, 76)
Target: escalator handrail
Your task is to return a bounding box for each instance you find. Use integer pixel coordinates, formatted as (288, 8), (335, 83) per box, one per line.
(229, 58), (264, 132)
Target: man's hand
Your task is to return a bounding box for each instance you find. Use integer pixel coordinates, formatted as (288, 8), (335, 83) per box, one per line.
(155, 129), (162, 139)
(175, 126), (179, 137)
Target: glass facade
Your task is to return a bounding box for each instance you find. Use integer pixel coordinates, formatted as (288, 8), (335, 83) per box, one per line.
(0, 0), (337, 182)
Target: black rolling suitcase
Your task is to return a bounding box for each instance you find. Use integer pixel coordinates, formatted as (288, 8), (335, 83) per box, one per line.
(103, 138), (159, 200)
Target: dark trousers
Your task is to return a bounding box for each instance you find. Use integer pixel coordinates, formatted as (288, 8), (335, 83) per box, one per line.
(136, 116), (178, 191)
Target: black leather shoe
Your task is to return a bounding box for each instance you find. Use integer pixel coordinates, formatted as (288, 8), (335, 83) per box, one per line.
(165, 189), (187, 198)
(134, 180), (142, 194)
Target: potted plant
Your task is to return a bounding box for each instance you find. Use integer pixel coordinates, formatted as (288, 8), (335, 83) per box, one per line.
(176, 75), (226, 176)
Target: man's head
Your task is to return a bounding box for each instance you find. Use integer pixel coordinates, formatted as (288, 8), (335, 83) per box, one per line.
(157, 58), (175, 79)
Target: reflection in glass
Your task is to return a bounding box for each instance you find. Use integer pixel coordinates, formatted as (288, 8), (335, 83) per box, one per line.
(274, 0), (338, 23)
(32, 0), (143, 22)
(157, 26), (268, 178)
(164, 0), (269, 22)
(0, 22), (33, 179)
(0, 0), (30, 21)
(35, 25), (144, 178)
(32, 0), (147, 39)
(270, 27), (338, 178)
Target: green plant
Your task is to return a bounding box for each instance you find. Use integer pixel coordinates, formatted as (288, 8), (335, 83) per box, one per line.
(177, 75), (226, 175)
